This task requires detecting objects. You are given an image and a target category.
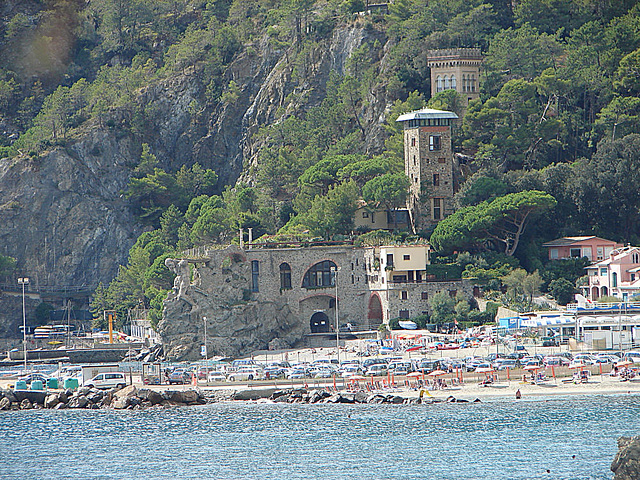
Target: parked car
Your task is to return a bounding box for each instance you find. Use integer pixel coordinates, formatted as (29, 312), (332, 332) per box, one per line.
(84, 372), (127, 390)
(227, 367), (265, 381)
(340, 365), (364, 378)
(19, 372), (51, 385)
(286, 368), (308, 379)
(416, 360), (440, 374)
(168, 369), (192, 385)
(207, 371), (227, 382)
(494, 359), (517, 371)
(573, 354), (597, 365)
(365, 364), (388, 376)
(624, 351), (640, 364)
(543, 356), (570, 367)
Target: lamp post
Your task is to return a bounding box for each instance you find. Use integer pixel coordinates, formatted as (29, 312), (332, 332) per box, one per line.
(203, 316), (208, 364)
(331, 266), (340, 365)
(18, 277), (29, 371)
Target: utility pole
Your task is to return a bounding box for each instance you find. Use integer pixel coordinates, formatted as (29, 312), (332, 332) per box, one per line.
(18, 277), (29, 371)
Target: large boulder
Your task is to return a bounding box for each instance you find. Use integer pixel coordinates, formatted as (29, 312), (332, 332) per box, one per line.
(44, 394), (61, 409)
(612, 436), (640, 480)
(68, 396), (89, 409)
(166, 389), (201, 404)
(137, 389), (163, 405)
(114, 385), (137, 399)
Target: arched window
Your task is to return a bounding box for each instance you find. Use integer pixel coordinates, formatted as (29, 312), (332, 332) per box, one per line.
(280, 263), (292, 290)
(450, 74), (456, 90)
(612, 272), (618, 288)
(302, 260), (337, 289)
(436, 75), (442, 92)
(462, 74), (467, 92)
(471, 74), (476, 92)
(444, 75), (450, 89)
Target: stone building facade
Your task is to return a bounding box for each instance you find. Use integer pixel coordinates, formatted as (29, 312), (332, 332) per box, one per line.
(427, 48), (483, 105)
(237, 243), (471, 330)
(160, 243), (472, 359)
(397, 108), (458, 233)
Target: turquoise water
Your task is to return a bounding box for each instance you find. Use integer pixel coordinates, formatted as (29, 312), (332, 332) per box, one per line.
(1, 394), (638, 479)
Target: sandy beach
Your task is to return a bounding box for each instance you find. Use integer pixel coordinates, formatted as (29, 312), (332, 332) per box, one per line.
(3, 338), (640, 403)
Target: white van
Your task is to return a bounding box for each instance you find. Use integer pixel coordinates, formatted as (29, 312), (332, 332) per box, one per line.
(84, 372), (127, 389)
(624, 352), (640, 364)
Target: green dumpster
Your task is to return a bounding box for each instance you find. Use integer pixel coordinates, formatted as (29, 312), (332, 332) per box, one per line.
(15, 380), (27, 390)
(64, 378), (78, 390)
(47, 377), (59, 389)
(31, 380), (44, 391)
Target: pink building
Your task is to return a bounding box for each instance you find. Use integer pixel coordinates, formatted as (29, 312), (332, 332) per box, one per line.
(584, 245), (640, 301)
(542, 236), (621, 262)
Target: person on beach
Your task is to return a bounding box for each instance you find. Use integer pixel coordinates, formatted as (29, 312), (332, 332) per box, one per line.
(515, 389), (521, 399)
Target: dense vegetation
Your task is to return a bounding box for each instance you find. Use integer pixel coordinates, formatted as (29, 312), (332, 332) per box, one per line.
(2, 0), (640, 325)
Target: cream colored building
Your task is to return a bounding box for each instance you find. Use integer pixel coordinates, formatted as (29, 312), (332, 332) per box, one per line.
(354, 203), (410, 231)
(427, 48), (482, 105)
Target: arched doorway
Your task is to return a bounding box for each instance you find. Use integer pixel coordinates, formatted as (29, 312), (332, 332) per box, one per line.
(601, 286), (608, 297)
(592, 286), (599, 300)
(367, 294), (383, 329)
(310, 312), (331, 333)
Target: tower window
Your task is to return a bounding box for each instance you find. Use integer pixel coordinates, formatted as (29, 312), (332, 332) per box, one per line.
(429, 136), (441, 151)
(433, 173), (440, 186)
(450, 74), (456, 90)
(433, 198), (443, 220)
(411, 137), (416, 147)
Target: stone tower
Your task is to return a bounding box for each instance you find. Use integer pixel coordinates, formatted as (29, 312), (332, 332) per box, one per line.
(427, 48), (482, 105)
(396, 108), (458, 233)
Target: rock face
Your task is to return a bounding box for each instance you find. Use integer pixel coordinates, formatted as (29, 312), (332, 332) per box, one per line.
(612, 436), (640, 480)
(0, 23), (393, 340)
(159, 247), (305, 360)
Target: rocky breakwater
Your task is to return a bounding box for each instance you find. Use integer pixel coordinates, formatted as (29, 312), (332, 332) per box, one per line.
(229, 388), (481, 406)
(0, 386), (208, 411)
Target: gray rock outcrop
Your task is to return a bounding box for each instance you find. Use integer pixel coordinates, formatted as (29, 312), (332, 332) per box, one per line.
(159, 246), (305, 360)
(612, 436), (640, 480)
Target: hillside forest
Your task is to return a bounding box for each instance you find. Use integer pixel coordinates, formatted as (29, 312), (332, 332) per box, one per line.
(1, 0), (640, 329)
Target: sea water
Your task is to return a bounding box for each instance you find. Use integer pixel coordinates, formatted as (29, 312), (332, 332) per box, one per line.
(1, 394), (638, 479)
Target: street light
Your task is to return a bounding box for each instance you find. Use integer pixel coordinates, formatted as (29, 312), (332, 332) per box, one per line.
(331, 266), (340, 365)
(18, 277), (29, 371)
(203, 316), (208, 364)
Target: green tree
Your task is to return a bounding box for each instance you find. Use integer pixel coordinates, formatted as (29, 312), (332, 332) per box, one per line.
(362, 172), (410, 229)
(0, 254), (16, 278)
(548, 278), (576, 305)
(429, 291), (456, 324)
(430, 191), (557, 256)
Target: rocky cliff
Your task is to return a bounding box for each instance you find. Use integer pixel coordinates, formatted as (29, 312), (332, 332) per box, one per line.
(159, 247), (305, 360)
(0, 25), (392, 295)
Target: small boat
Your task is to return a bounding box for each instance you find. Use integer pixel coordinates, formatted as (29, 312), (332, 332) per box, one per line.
(398, 320), (417, 330)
